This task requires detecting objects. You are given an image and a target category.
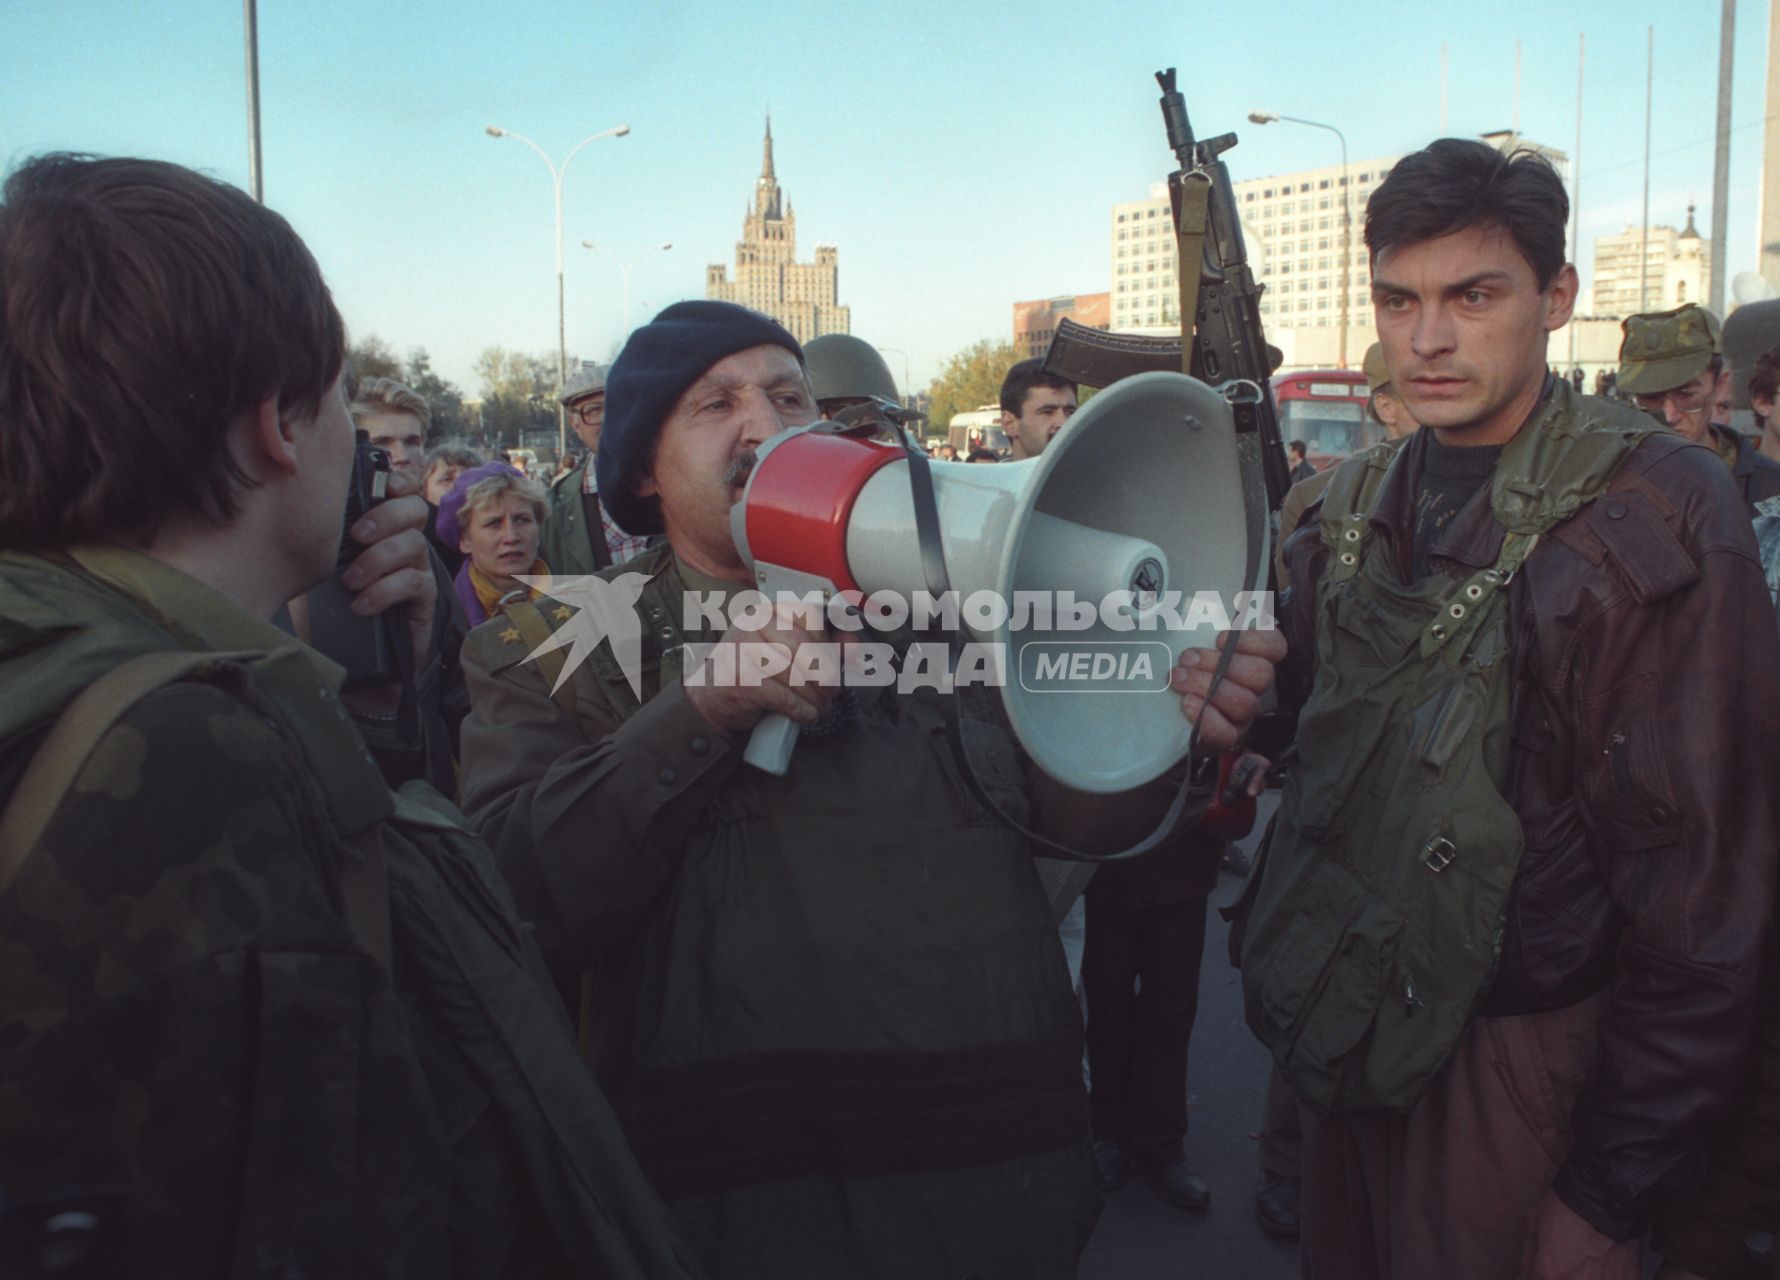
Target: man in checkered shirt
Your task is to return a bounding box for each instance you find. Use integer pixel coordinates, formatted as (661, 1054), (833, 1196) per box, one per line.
(540, 363), (653, 573)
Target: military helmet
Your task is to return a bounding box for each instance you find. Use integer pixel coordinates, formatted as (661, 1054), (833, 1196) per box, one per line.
(804, 334), (899, 405)
(1361, 342), (1392, 394)
(558, 362), (606, 406)
(1617, 304), (1722, 395)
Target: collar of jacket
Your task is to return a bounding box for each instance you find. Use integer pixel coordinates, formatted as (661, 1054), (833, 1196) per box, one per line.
(1366, 379), (1653, 580)
(65, 544), (347, 691)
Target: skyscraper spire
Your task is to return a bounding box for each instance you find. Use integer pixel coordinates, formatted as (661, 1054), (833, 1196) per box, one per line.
(754, 114), (781, 220)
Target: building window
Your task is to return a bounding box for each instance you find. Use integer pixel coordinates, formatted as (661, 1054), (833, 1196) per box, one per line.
(1263, 187), (1274, 197)
(1319, 179), (1330, 189)
(1299, 183), (1311, 193)
(1244, 192), (1255, 202)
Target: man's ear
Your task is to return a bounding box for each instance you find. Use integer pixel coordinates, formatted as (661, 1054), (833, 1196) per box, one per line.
(999, 409), (1016, 432)
(635, 467), (659, 499)
(1543, 263), (1579, 332)
(242, 394), (301, 478)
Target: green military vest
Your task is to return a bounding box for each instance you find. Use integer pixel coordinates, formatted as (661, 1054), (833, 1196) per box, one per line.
(1234, 385), (1653, 1116)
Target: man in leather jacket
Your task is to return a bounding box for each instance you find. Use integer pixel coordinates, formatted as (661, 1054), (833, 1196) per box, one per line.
(1262, 140), (1780, 1279)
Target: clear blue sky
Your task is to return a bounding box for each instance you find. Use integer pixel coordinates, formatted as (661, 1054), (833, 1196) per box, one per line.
(3, 0), (1768, 395)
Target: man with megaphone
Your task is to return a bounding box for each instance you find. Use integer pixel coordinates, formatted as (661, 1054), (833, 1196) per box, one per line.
(457, 299), (1285, 1279)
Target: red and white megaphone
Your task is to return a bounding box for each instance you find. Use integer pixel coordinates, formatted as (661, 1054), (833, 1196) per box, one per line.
(728, 370), (1263, 792)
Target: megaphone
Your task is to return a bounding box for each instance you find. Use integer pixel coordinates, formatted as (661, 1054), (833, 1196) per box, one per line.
(729, 370), (1263, 793)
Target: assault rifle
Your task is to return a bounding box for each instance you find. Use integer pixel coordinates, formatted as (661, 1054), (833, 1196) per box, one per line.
(1041, 68), (1292, 513)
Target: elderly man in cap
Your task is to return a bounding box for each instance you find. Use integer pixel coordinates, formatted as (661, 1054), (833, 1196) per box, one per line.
(539, 362), (652, 575)
(1618, 302), (1780, 516)
(457, 299), (1285, 1278)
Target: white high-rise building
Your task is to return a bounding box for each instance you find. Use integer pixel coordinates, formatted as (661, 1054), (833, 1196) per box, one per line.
(1586, 211), (1711, 317)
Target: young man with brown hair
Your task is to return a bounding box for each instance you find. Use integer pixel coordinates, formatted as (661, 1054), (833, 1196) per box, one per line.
(1241, 139), (1780, 1279)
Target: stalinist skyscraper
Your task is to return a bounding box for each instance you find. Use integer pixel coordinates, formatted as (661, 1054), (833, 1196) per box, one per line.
(706, 118), (850, 342)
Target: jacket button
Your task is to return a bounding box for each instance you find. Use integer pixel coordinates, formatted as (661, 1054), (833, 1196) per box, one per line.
(690, 736), (710, 756)
(1606, 501), (1628, 519)
(658, 766), (678, 786)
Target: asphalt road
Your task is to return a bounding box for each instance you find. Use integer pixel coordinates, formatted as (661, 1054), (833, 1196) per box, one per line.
(1078, 792), (1301, 1280)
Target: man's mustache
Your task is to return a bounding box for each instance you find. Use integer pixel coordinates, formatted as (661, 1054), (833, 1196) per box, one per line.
(725, 451), (758, 487)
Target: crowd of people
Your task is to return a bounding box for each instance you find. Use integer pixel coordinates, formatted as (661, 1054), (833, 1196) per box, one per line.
(0, 132), (1777, 1280)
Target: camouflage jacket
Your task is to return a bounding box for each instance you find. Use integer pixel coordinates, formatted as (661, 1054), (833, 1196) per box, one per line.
(0, 548), (622, 1279)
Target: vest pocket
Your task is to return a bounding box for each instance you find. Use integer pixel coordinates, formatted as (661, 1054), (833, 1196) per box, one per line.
(1248, 875), (1405, 1115)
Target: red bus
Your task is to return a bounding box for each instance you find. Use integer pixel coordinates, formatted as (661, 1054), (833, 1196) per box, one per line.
(1271, 369), (1381, 470)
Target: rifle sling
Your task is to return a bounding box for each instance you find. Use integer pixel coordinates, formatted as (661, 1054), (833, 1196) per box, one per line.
(1174, 170), (1213, 374)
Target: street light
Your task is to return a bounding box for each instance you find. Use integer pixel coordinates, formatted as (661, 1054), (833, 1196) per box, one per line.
(874, 345), (913, 406)
(1249, 110), (1353, 368)
(485, 121), (630, 454)
(581, 240), (673, 334)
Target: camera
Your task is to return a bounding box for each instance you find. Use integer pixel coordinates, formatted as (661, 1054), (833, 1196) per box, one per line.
(304, 432), (404, 689)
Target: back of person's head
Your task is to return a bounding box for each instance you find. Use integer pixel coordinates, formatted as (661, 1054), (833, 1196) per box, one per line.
(1750, 345), (1780, 418)
(998, 357), (1074, 417)
(0, 154), (344, 551)
(1364, 139), (1568, 290)
(351, 376), (432, 432)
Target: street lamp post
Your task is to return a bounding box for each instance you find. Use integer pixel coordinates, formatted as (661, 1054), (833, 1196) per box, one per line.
(485, 121), (630, 455)
(1249, 110), (1352, 368)
(874, 345), (913, 406)
(582, 240), (673, 334)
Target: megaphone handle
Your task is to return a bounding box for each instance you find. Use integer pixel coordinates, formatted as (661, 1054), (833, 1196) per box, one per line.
(744, 712), (800, 775)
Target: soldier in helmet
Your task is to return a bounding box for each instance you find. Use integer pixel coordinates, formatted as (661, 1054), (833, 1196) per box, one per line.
(804, 332), (916, 440)
(1617, 303), (1780, 516)
(538, 361), (653, 575)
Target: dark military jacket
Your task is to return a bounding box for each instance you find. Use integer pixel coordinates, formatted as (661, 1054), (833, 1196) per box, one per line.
(458, 545), (1107, 1280)
(0, 548), (581, 1279)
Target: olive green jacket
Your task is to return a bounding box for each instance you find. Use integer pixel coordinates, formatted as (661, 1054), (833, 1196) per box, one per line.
(459, 544), (1116, 1279)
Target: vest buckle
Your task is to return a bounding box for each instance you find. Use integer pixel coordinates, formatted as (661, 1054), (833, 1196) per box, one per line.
(1420, 836), (1457, 873)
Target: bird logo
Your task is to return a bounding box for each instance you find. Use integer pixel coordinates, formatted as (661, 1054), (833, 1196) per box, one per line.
(514, 572), (651, 698)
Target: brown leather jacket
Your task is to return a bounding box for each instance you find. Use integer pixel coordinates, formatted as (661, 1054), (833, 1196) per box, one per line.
(1280, 406), (1780, 1240)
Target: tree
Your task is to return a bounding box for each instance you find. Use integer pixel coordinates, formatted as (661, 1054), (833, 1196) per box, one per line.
(472, 346), (563, 452)
(926, 338), (1018, 439)
(346, 334), (402, 382)
(403, 348), (469, 443)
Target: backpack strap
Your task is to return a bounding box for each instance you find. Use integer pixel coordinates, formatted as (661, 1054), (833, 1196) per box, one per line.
(1318, 444), (1398, 587)
(0, 651), (257, 898)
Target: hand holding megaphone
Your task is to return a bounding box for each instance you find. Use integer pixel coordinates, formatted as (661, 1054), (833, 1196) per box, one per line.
(682, 600), (837, 737)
